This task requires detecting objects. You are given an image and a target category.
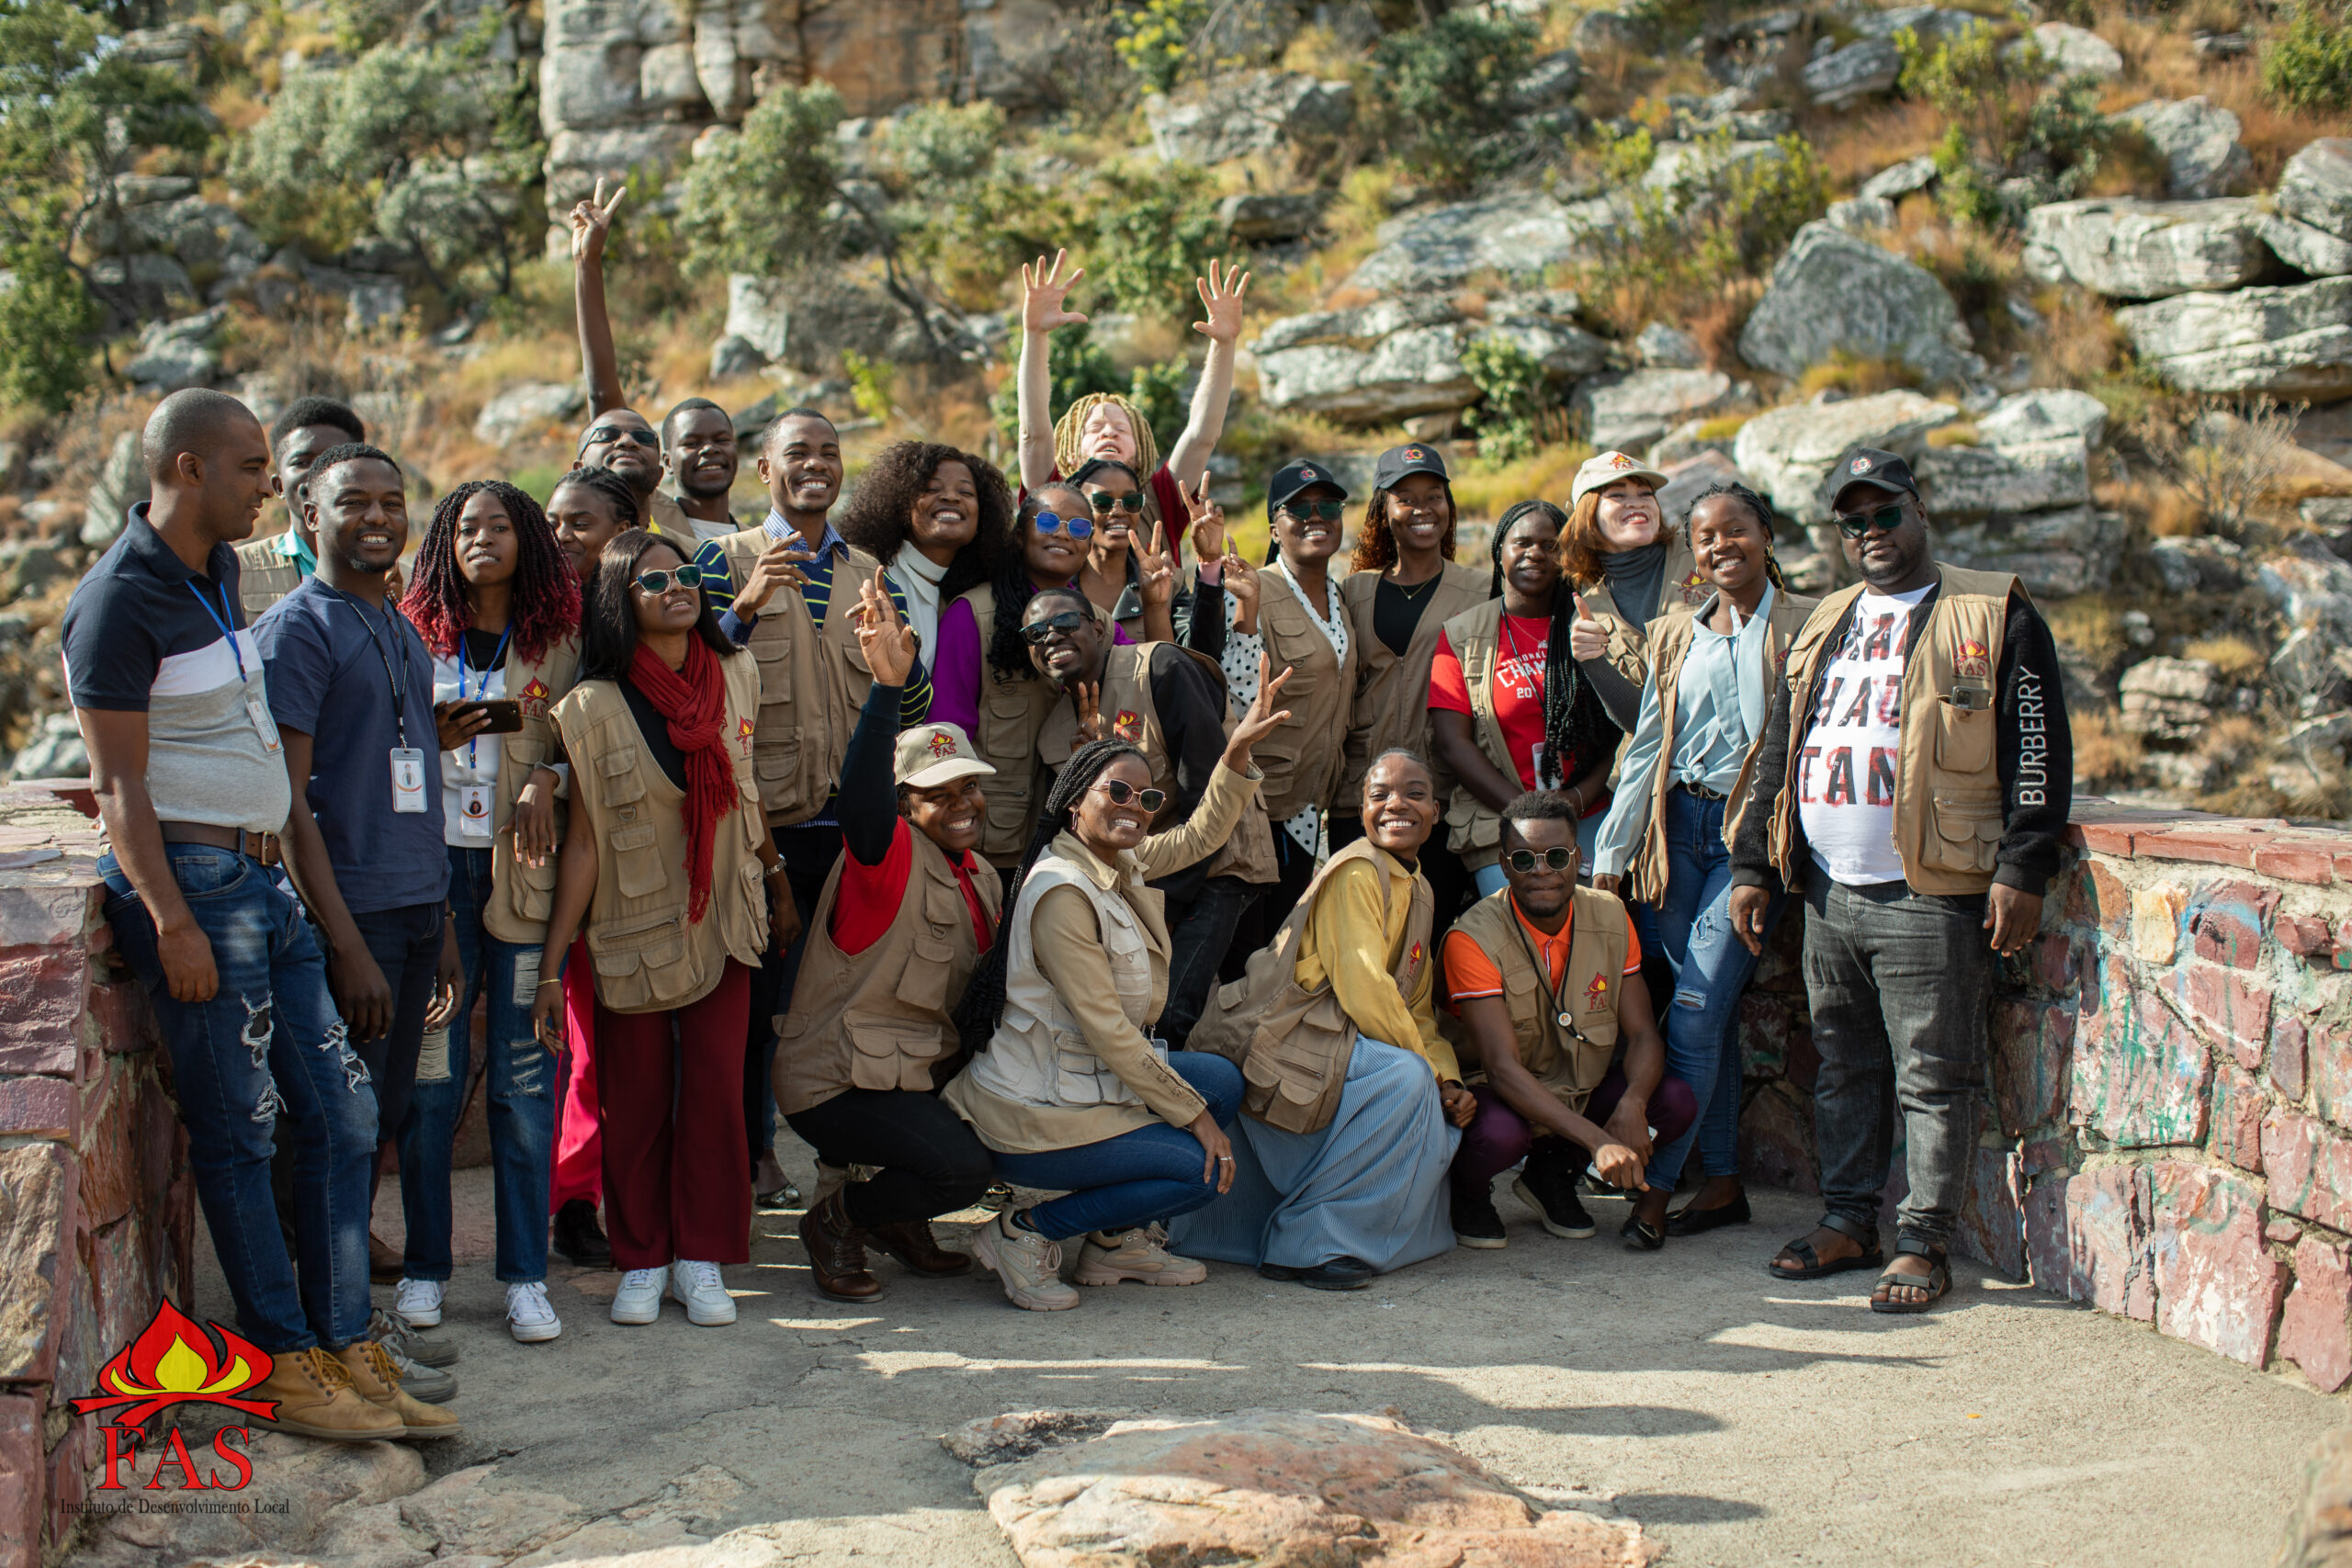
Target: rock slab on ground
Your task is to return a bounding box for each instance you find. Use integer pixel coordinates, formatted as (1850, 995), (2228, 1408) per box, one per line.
(2022, 198), (2271, 299)
(1738, 222), (1983, 388)
(1348, 191), (1603, 293)
(1144, 71), (1353, 164)
(2123, 96), (2251, 200)
(2279, 140), (2352, 243)
(475, 380), (586, 446)
(1733, 388), (1960, 524)
(2116, 276), (2352, 401)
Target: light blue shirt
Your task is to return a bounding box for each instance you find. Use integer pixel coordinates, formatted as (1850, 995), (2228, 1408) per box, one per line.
(1593, 585), (1778, 880)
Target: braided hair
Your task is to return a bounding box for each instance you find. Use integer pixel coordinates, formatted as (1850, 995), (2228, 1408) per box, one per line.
(401, 480), (582, 663)
(951, 737), (1146, 1054)
(1490, 500), (1614, 791)
(1683, 480), (1789, 592)
(551, 464), (642, 530)
(1054, 394), (1163, 526)
(984, 487), (1090, 682)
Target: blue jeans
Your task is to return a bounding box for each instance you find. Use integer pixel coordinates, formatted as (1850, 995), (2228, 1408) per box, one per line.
(399, 846), (555, 1283)
(101, 846), (378, 1352)
(991, 1052), (1244, 1241)
(1640, 788), (1783, 1186)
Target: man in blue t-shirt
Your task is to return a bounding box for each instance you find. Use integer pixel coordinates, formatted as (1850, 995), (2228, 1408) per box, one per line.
(256, 443), (469, 1341)
(64, 389), (403, 1441)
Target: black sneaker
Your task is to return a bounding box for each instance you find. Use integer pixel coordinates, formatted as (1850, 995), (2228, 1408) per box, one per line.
(1513, 1157), (1597, 1239)
(1451, 1190), (1508, 1249)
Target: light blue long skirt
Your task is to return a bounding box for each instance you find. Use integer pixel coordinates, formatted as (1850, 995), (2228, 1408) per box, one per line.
(1169, 1037), (1461, 1273)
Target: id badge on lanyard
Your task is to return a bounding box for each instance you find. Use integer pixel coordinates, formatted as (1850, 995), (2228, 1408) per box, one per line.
(390, 749), (429, 813)
(458, 783), (493, 837)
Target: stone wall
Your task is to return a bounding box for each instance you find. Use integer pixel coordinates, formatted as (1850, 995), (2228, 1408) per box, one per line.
(0, 784), (192, 1568)
(1738, 803), (2352, 1391)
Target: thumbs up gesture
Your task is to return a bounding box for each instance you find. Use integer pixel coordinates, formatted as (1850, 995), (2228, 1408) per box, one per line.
(1568, 591), (1608, 662)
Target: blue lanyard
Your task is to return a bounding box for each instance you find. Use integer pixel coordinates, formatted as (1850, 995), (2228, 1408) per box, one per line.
(455, 626), (511, 768)
(184, 581), (246, 682)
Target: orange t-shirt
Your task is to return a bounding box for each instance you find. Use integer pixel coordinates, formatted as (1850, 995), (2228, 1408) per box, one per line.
(1443, 896), (1642, 1008)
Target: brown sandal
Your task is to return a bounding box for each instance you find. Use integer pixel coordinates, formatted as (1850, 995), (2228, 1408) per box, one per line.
(1869, 1243), (1951, 1314)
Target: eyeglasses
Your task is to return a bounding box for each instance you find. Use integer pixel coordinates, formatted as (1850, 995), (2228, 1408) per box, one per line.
(1834, 502), (1906, 538)
(584, 425), (661, 449)
(1095, 780), (1168, 812)
(1283, 499), (1346, 523)
(1503, 846), (1577, 873)
(1019, 610), (1089, 645)
(632, 564), (704, 595)
(1087, 490), (1145, 514)
(1034, 511), (1094, 540)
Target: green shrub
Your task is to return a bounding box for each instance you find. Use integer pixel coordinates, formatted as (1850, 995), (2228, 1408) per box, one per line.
(1462, 333), (1555, 467)
(1373, 11), (1542, 192)
(1084, 157), (1223, 326)
(883, 102), (1071, 310)
(678, 83), (849, 278)
(1580, 130), (1829, 332)
(2262, 4), (2352, 113)
(1114, 0), (1213, 95)
(1897, 21), (2109, 227)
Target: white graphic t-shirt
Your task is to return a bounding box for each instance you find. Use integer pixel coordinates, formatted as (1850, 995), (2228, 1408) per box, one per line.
(1798, 583), (1934, 886)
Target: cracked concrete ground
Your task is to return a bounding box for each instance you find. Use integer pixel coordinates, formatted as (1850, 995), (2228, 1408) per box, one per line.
(137, 1135), (2339, 1568)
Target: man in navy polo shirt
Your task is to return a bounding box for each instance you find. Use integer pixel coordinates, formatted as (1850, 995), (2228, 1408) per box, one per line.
(66, 389), (400, 1442)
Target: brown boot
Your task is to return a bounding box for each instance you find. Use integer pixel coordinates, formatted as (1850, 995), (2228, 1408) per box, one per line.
(800, 1190), (883, 1302)
(868, 1218), (973, 1277)
(334, 1340), (463, 1438)
(368, 1231), (402, 1283)
(251, 1348), (404, 1442)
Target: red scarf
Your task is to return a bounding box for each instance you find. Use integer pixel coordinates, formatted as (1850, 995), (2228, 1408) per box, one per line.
(627, 637), (737, 922)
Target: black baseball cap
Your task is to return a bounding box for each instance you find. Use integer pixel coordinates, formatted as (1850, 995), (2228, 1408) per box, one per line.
(1266, 457), (1349, 520)
(1824, 446), (1920, 513)
(1373, 443), (1450, 491)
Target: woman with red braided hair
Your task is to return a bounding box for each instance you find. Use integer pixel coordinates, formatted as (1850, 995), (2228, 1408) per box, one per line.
(396, 479), (584, 1343)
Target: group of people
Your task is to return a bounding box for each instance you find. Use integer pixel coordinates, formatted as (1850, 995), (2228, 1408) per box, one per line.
(62, 206), (2075, 1447)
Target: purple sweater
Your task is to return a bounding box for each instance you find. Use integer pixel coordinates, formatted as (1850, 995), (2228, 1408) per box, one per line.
(930, 592), (1134, 733)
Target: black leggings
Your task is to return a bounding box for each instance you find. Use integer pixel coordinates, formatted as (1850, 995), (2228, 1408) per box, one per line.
(783, 1086), (994, 1229)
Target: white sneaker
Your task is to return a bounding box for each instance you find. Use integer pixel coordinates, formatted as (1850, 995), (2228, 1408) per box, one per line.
(1074, 1224), (1207, 1287)
(506, 1280), (562, 1343)
(610, 1267), (664, 1325)
(393, 1277), (444, 1328)
(971, 1213), (1080, 1312)
(669, 1259), (737, 1325)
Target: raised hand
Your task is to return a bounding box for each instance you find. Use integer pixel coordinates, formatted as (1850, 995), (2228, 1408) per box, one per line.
(1192, 258), (1250, 344)
(1137, 520), (1176, 609)
(1568, 592), (1608, 663)
(1179, 474), (1226, 565)
(569, 176), (626, 263)
(854, 568), (920, 687)
(1069, 681), (1105, 749)
(1221, 551), (1261, 631)
(1223, 654), (1294, 769)
(1020, 249), (1089, 334)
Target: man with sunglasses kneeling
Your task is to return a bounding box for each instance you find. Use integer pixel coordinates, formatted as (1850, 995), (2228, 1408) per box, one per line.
(1443, 791), (1693, 1251)
(1726, 446), (2071, 1314)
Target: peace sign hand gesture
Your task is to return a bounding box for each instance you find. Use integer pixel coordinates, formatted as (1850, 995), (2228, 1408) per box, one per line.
(1193, 258), (1250, 344)
(854, 568), (920, 688)
(1020, 249), (1089, 334)
(1179, 473), (1226, 566)
(1069, 681), (1105, 750)
(1221, 654), (1295, 772)
(1137, 519), (1177, 610)
(569, 176), (626, 263)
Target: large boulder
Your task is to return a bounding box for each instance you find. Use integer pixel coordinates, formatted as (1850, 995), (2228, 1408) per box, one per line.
(2020, 198), (2271, 299)
(1347, 191), (1607, 293)
(539, 41), (643, 131)
(2258, 214), (2352, 279)
(9, 714), (89, 783)
(1850, 6), (1983, 46)
(1642, 137), (1782, 194)
(1802, 39), (1900, 108)
(2025, 21), (2122, 77)
(1143, 72), (1354, 164)
(724, 273), (791, 363)
(1860, 154), (1939, 203)
(1732, 389), (1961, 524)
(1914, 439), (2092, 518)
(1573, 369), (1749, 453)
(1253, 295), (1461, 355)
(1634, 321), (1705, 368)
(2121, 97), (2251, 200)
(1480, 290), (1611, 377)
(1252, 328), (1476, 423)
(1737, 222), (1983, 387)
(1935, 505), (2126, 596)
(2115, 276), (2352, 401)
(124, 310), (223, 391)
(2279, 140), (2352, 243)
(475, 381), (586, 446)
(1975, 387), (2109, 449)
(1219, 191), (1327, 243)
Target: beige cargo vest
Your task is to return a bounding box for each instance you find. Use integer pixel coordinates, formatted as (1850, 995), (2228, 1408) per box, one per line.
(482, 636), (582, 947)
(1621, 588), (1817, 906)
(1338, 560), (1491, 813)
(1251, 562), (1357, 823)
(233, 533), (305, 620)
(1437, 599), (1538, 872)
(967, 850), (1162, 1110)
(1193, 840), (1433, 1134)
(1579, 528), (1702, 694)
(548, 652), (770, 1013)
(957, 583), (1071, 865)
(1035, 641), (1277, 885)
(775, 832), (1002, 1115)
(713, 527), (879, 826)
(1768, 564), (2022, 896)
(1452, 886), (1630, 1114)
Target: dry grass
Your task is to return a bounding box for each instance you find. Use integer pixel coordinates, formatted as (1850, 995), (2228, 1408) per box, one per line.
(2071, 705), (2143, 787)
(1815, 100), (1951, 188)
(2028, 287), (2126, 388)
(2045, 593), (2127, 672)
(1451, 440), (1596, 522)
(2184, 634), (2267, 681)
(1797, 353), (1922, 398)
(2107, 32), (2352, 188)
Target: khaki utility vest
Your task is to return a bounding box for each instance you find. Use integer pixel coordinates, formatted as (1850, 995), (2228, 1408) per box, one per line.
(1193, 840), (1433, 1134)
(549, 654), (770, 1014)
(482, 636), (582, 947)
(1437, 599), (1540, 871)
(1451, 886), (1630, 1114)
(1769, 565), (2020, 896)
(1338, 560), (1491, 815)
(713, 528), (879, 826)
(1251, 564), (1357, 823)
(956, 584), (1090, 866)
(1622, 589), (1817, 906)
(1035, 641), (1277, 885)
(774, 832), (1002, 1115)
(233, 534), (304, 620)
(1578, 529), (1702, 694)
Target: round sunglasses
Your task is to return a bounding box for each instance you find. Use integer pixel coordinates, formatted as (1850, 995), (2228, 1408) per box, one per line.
(1503, 846), (1577, 874)
(632, 564), (704, 595)
(1094, 779), (1167, 813)
(1035, 510), (1095, 540)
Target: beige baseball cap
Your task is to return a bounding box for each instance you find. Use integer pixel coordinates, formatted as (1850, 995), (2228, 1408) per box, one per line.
(1569, 450), (1671, 507)
(893, 722), (997, 788)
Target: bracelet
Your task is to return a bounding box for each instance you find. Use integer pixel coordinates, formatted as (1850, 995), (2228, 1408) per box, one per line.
(536, 977), (562, 989)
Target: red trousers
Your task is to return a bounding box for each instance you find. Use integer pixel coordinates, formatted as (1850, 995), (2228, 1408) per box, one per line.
(593, 959), (753, 1269)
(551, 934), (604, 1212)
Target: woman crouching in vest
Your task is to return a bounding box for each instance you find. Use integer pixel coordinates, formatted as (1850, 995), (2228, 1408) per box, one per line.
(940, 658), (1295, 1311)
(1172, 750), (1477, 1290)
(400, 480), (582, 1343)
(1589, 483), (1817, 1249)
(1430, 502), (1621, 891)
(527, 530), (798, 1329)
(1559, 452), (1699, 731)
(777, 571), (1001, 1303)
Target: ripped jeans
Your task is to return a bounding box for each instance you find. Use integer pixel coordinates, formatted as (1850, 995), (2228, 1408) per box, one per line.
(101, 845), (377, 1353)
(398, 845), (555, 1284)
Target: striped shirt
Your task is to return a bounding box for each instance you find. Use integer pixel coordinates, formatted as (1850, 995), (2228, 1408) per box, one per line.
(692, 514), (932, 727)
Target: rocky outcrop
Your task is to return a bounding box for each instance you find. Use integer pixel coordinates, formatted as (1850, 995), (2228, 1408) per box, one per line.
(1737, 222), (1984, 387)
(123, 310), (223, 392)
(2116, 276), (2352, 400)
(1347, 190), (1611, 294)
(1731, 388), (1959, 524)
(2021, 198), (2271, 299)
(1143, 72), (1354, 165)
(2120, 656), (2225, 740)
(1801, 39), (1900, 108)
(1860, 154), (1939, 203)
(475, 381), (586, 446)
(1916, 439), (2092, 518)
(2027, 21), (2123, 77)
(2258, 214), (2352, 279)
(1938, 505), (2126, 596)
(1249, 292), (1602, 423)
(1573, 368), (1750, 452)
(2280, 140), (2352, 243)
(2122, 96), (2252, 200)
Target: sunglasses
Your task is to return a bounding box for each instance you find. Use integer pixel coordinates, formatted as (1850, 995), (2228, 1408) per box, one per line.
(1834, 502), (1906, 538)
(632, 564), (704, 595)
(1034, 510), (1094, 540)
(1283, 499), (1346, 523)
(1019, 610), (1090, 645)
(1504, 846), (1577, 874)
(584, 425), (662, 449)
(1087, 490), (1145, 514)
(1095, 779), (1168, 813)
